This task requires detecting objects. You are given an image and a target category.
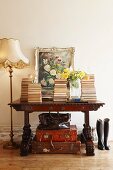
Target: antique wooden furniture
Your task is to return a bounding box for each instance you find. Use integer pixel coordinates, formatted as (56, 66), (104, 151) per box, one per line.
(9, 100), (105, 156)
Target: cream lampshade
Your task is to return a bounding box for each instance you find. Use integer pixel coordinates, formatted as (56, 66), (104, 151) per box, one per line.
(0, 38), (29, 67)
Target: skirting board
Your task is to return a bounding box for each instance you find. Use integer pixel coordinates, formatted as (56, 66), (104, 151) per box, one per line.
(0, 125), (98, 142)
(0, 126), (36, 141)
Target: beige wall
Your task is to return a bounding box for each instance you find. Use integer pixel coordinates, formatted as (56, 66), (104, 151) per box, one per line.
(0, 0), (113, 140)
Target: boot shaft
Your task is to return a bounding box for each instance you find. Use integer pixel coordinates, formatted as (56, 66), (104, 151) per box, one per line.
(96, 119), (103, 139)
(104, 118), (110, 138)
(96, 119), (104, 150)
(104, 118), (110, 150)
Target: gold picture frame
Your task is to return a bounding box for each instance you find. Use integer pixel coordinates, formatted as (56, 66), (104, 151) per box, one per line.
(34, 47), (75, 100)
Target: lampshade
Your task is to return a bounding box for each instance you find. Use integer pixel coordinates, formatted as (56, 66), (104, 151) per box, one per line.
(0, 38), (29, 68)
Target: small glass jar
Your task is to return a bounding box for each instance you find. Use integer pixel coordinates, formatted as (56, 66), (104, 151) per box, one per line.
(70, 79), (81, 99)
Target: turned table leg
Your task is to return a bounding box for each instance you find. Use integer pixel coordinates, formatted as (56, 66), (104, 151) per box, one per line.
(20, 111), (33, 156)
(83, 111), (95, 156)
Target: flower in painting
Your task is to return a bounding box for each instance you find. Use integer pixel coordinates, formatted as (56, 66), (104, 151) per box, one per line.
(50, 69), (56, 76)
(41, 78), (47, 86)
(49, 78), (54, 85)
(43, 59), (48, 65)
(56, 73), (62, 79)
(54, 56), (62, 64)
(44, 64), (50, 72)
(39, 51), (86, 88)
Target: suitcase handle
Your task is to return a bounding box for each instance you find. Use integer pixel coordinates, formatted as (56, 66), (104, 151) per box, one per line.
(49, 135), (62, 151)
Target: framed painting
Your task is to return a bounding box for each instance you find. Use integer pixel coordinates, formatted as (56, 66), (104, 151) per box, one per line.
(34, 47), (75, 100)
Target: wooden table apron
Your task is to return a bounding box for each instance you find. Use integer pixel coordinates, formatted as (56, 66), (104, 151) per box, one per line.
(9, 100), (105, 156)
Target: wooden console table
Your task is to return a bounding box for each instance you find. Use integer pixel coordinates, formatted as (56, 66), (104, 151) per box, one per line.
(10, 100), (104, 156)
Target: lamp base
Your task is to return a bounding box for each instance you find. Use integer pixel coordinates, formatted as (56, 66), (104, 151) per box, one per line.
(3, 140), (20, 149)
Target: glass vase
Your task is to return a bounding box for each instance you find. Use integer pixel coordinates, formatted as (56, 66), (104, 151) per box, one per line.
(70, 79), (81, 99)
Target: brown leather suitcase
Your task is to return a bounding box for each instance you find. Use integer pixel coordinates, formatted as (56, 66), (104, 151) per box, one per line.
(36, 125), (77, 142)
(31, 140), (81, 154)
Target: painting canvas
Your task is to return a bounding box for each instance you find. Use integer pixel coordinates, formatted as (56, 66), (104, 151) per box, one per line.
(35, 47), (75, 100)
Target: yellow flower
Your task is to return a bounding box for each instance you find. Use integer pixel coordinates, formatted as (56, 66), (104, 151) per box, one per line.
(83, 74), (89, 80)
(60, 68), (70, 79)
(69, 70), (86, 80)
(57, 68), (86, 88)
(63, 68), (70, 74)
(78, 71), (86, 79)
(61, 72), (69, 79)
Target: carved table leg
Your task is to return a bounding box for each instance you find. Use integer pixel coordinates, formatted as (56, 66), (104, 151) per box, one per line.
(20, 111), (33, 156)
(82, 111), (95, 156)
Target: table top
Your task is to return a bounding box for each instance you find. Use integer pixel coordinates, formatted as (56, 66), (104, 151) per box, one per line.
(10, 99), (105, 104)
(9, 99), (105, 112)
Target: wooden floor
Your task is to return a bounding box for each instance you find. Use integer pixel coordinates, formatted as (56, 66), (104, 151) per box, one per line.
(0, 141), (113, 170)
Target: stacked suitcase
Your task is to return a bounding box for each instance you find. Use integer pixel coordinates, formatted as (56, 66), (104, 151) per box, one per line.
(32, 113), (81, 154)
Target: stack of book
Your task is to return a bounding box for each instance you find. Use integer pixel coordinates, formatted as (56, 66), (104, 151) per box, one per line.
(81, 74), (97, 101)
(20, 78), (33, 102)
(54, 79), (68, 101)
(28, 83), (42, 103)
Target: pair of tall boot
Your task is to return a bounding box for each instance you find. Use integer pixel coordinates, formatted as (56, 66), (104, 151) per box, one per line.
(96, 118), (110, 150)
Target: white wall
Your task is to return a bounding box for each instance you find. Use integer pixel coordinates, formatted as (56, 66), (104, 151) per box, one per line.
(0, 0), (113, 140)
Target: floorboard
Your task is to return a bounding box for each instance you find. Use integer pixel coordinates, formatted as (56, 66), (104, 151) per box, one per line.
(0, 141), (112, 170)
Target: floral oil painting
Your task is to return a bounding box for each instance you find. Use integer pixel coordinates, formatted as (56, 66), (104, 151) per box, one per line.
(35, 47), (75, 100)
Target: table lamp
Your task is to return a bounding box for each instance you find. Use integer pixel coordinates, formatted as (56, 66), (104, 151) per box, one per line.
(0, 38), (29, 149)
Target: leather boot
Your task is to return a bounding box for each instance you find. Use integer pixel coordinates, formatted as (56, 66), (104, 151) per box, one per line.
(96, 119), (104, 150)
(104, 118), (110, 150)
